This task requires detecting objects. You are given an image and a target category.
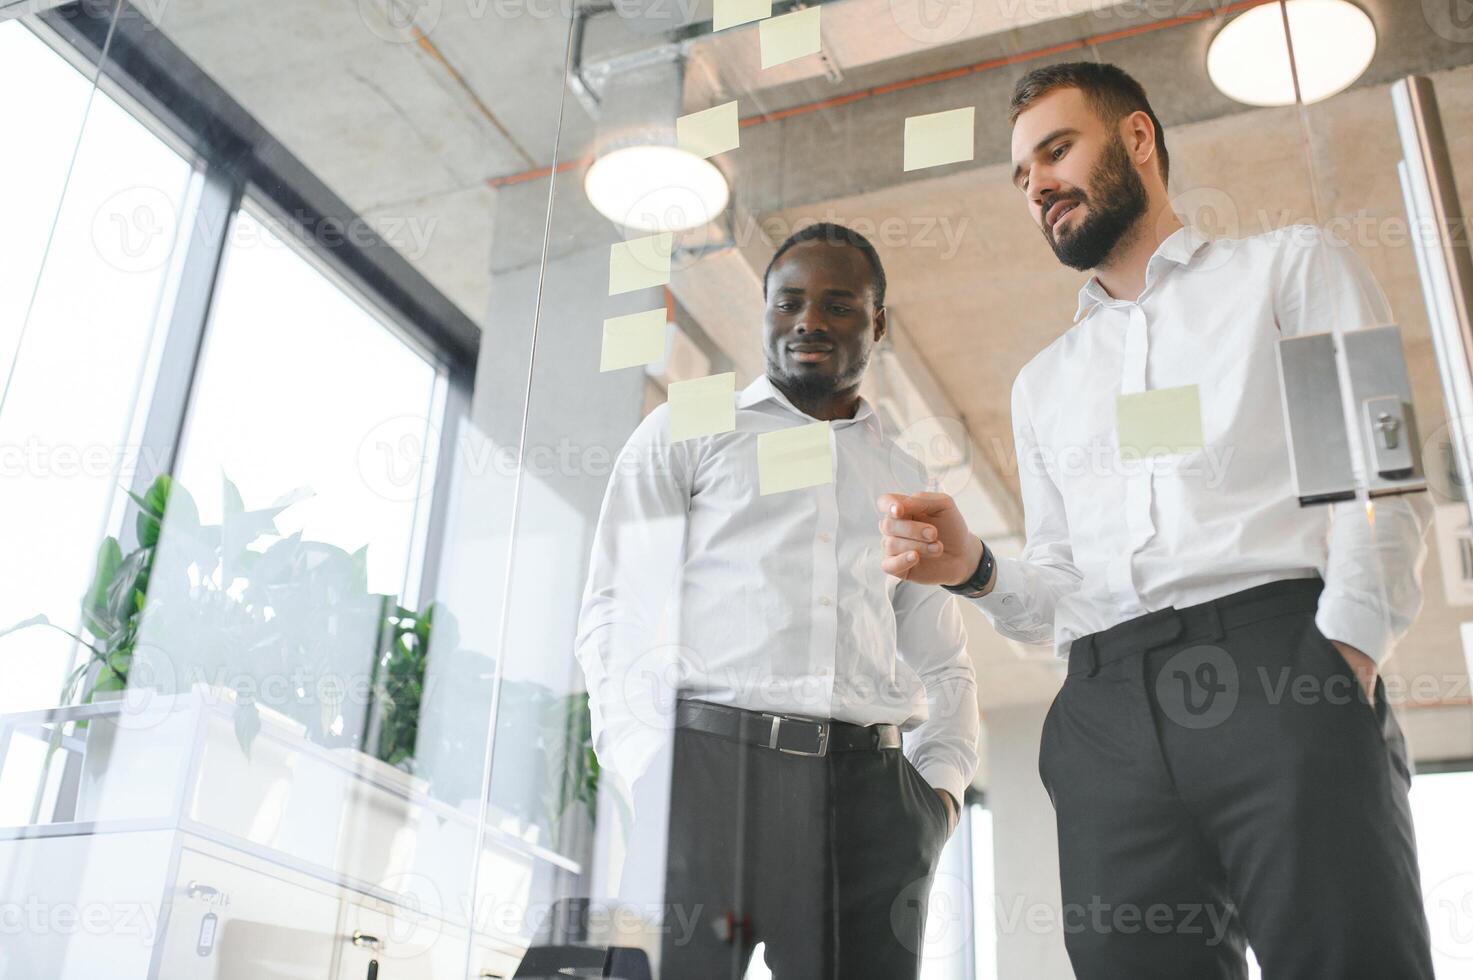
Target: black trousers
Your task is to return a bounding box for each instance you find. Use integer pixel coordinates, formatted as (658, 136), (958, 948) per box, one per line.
(650, 716), (949, 979)
(1039, 577), (1435, 979)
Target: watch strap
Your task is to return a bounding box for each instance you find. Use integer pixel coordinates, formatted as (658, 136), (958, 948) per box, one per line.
(942, 538), (994, 598)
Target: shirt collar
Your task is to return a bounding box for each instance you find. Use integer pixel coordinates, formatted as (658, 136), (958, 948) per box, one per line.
(1072, 223), (1210, 323)
(738, 374), (883, 437)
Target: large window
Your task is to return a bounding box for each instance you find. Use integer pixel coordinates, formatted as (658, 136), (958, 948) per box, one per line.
(970, 804), (997, 980)
(1412, 767), (1473, 973)
(0, 18), (194, 717)
(0, 20), (95, 373)
(0, 17), (195, 825)
(0, 16), (466, 829)
(173, 206), (445, 601)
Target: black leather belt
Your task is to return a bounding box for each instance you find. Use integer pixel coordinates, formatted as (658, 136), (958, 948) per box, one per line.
(675, 698), (901, 757)
(1068, 577), (1324, 677)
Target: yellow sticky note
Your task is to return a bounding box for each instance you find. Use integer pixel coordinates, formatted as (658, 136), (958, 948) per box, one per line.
(677, 101), (740, 159)
(903, 106), (975, 172)
(758, 421), (833, 495)
(759, 6), (821, 69)
(608, 233), (673, 296)
(668, 373), (736, 442)
(1116, 384), (1204, 457)
(600, 308), (667, 372)
(713, 0), (771, 31)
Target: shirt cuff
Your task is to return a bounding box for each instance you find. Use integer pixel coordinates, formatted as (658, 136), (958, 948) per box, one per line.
(1315, 595), (1394, 666)
(970, 555), (1021, 614)
(914, 759), (969, 810)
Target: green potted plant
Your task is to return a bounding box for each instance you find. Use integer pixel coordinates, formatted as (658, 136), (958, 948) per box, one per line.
(5, 474), (606, 842)
(365, 601), (608, 846)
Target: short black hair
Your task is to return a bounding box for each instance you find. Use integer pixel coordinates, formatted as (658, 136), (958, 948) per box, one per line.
(762, 222), (887, 308)
(1009, 61), (1169, 186)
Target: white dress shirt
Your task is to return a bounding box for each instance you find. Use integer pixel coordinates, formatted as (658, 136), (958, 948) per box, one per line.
(975, 224), (1432, 663)
(576, 375), (980, 806)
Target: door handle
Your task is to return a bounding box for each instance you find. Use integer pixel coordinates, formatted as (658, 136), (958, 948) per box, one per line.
(1363, 395), (1416, 479)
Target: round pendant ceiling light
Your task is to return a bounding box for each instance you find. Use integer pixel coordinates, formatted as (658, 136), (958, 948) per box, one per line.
(582, 53), (731, 233)
(584, 144), (730, 233)
(1207, 0), (1376, 107)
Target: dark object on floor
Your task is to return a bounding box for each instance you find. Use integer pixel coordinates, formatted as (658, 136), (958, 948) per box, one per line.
(512, 943), (652, 979)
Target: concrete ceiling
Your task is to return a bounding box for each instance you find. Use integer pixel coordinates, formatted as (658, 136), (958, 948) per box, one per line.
(128, 0), (1473, 748)
(136, 0), (1142, 317)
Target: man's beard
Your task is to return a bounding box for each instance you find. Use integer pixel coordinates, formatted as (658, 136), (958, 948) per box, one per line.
(768, 350), (869, 404)
(1043, 135), (1149, 271)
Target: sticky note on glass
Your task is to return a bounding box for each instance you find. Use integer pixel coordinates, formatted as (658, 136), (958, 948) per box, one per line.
(677, 101), (740, 159)
(760, 6), (821, 69)
(608, 232), (673, 296)
(668, 372), (736, 442)
(1116, 384), (1203, 457)
(713, 0), (770, 31)
(600, 308), (667, 372)
(903, 106), (975, 172)
(758, 421), (833, 495)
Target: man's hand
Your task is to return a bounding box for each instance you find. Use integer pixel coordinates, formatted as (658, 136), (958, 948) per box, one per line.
(935, 788), (958, 836)
(877, 491), (984, 588)
(1331, 640), (1378, 708)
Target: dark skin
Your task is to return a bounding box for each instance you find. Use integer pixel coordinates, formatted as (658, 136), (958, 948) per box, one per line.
(761, 240), (960, 834)
(762, 241), (886, 422)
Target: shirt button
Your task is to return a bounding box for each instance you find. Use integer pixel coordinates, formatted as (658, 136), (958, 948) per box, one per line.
(819, 596), (833, 606)
(1003, 595), (1015, 605)
(819, 532), (832, 543)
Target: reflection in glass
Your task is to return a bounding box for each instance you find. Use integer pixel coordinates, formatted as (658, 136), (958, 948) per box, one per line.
(174, 206), (443, 601)
(0, 13), (192, 822)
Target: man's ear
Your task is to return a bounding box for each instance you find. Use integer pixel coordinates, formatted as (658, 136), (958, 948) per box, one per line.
(1124, 110), (1156, 169)
(873, 305), (888, 343)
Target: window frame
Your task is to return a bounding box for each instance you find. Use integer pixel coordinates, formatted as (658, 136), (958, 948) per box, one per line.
(1412, 756), (1473, 776)
(34, 0), (478, 607)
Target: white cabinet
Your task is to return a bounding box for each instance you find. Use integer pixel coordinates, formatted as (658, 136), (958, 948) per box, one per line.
(159, 847), (339, 979)
(0, 689), (571, 979)
(0, 829), (171, 980)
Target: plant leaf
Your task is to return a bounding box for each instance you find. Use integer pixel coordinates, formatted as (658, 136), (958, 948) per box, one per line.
(270, 486), (315, 510)
(135, 474), (201, 547)
(136, 507), (161, 549)
(105, 549), (150, 626)
(83, 538), (123, 627)
(233, 700), (261, 759)
(91, 666), (126, 696)
(141, 474), (172, 518)
(59, 660), (90, 705)
(348, 545), (369, 595)
(221, 505), (295, 583)
(0, 613), (51, 640)
(223, 473), (245, 515)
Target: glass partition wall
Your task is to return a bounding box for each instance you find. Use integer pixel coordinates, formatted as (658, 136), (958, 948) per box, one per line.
(3, 1), (1473, 978)
(0, 0), (543, 976)
(1292, 6), (1473, 977)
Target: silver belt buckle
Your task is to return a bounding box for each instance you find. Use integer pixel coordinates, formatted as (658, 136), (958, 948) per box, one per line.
(767, 714), (829, 756)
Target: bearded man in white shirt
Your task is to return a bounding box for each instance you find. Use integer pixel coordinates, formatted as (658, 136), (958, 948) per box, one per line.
(879, 62), (1435, 979)
(576, 222), (980, 979)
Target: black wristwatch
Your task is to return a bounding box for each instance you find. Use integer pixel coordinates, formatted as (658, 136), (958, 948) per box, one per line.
(942, 538), (995, 598)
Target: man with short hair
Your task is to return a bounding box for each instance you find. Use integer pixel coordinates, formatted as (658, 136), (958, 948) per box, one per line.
(879, 62), (1435, 978)
(578, 223), (980, 979)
